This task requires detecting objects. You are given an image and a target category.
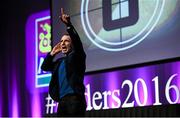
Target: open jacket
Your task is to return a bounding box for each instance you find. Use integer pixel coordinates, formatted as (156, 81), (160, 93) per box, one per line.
(41, 24), (86, 102)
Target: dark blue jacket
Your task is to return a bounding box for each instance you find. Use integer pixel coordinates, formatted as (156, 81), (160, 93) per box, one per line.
(41, 24), (86, 102)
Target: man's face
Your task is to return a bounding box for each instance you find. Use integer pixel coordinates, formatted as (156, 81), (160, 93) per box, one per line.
(60, 35), (72, 54)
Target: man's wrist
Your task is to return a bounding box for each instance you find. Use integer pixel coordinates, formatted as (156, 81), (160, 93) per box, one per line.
(66, 21), (72, 27)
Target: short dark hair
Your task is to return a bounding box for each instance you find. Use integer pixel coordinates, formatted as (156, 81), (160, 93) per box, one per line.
(63, 32), (69, 36)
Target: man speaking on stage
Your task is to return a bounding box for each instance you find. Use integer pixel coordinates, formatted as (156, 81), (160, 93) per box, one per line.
(41, 8), (87, 116)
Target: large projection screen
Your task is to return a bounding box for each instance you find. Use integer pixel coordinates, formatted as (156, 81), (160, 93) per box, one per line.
(51, 0), (180, 72)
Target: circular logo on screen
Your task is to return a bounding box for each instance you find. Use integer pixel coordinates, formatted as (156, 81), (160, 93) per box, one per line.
(80, 0), (165, 51)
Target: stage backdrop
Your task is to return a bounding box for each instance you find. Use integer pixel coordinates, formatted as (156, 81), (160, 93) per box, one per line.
(25, 0), (180, 116)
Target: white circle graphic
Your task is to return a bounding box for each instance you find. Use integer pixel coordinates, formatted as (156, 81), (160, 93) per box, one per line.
(80, 0), (165, 51)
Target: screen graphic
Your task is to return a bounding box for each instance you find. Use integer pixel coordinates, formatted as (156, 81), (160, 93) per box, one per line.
(26, 10), (52, 90)
(52, 0), (180, 72)
(103, 0), (139, 30)
(36, 16), (52, 88)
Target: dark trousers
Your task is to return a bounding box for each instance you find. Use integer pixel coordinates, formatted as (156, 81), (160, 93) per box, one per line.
(57, 93), (87, 117)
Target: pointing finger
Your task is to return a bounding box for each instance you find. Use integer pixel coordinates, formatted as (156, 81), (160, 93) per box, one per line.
(61, 8), (64, 15)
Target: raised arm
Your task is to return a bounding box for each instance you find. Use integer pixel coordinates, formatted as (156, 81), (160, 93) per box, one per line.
(60, 8), (85, 54)
(41, 37), (63, 71)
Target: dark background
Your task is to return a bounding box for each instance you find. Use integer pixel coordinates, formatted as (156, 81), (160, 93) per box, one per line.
(0, 0), (49, 116)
